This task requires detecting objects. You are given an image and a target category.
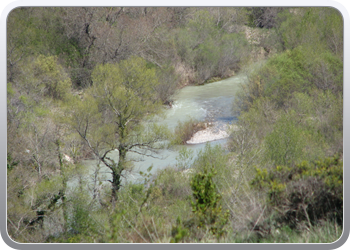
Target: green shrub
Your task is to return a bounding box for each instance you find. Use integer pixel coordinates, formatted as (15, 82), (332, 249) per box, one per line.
(170, 217), (189, 243)
(190, 167), (229, 238)
(262, 48), (312, 107)
(7, 153), (19, 172)
(251, 155), (343, 228)
(32, 55), (72, 100)
(153, 167), (192, 203)
(264, 113), (307, 166)
(172, 118), (207, 145)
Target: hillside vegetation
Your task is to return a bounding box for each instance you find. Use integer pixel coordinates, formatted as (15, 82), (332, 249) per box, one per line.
(7, 7), (343, 243)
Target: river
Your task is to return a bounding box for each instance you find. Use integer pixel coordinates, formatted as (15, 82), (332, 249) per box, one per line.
(80, 73), (246, 189)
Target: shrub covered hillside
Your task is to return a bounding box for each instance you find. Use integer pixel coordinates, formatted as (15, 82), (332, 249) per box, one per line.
(227, 7), (343, 242)
(7, 7), (343, 243)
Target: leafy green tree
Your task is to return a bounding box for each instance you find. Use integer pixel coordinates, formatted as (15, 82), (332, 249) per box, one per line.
(67, 56), (170, 203)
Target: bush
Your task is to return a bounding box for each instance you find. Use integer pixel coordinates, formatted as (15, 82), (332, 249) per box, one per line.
(172, 118), (207, 145)
(170, 217), (189, 243)
(288, 90), (343, 155)
(190, 167), (229, 239)
(154, 168), (192, 202)
(155, 65), (180, 105)
(251, 155), (343, 228)
(263, 48), (312, 107)
(31, 55), (72, 100)
(264, 113), (307, 166)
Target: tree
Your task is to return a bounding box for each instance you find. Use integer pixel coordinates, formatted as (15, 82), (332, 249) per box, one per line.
(7, 106), (74, 242)
(7, 8), (32, 83)
(277, 7), (343, 57)
(67, 56), (169, 204)
(246, 7), (285, 29)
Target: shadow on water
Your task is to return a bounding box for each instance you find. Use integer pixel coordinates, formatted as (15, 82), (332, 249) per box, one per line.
(217, 116), (237, 123)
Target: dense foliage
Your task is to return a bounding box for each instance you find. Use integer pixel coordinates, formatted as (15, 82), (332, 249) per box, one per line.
(7, 7), (343, 243)
(251, 155), (343, 229)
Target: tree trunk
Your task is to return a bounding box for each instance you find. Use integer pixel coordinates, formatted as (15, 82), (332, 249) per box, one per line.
(111, 144), (126, 204)
(55, 139), (68, 232)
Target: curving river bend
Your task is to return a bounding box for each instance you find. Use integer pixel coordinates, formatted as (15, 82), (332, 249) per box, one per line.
(81, 73), (246, 188)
